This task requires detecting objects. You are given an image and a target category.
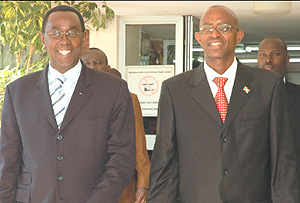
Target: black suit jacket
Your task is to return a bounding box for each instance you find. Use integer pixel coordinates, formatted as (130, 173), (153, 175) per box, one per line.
(286, 81), (300, 196)
(0, 63), (136, 203)
(147, 62), (299, 203)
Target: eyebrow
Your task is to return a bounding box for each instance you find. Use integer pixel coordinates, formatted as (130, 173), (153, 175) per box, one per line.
(259, 49), (282, 52)
(258, 50), (283, 53)
(200, 22), (229, 26)
(50, 26), (79, 30)
(94, 59), (103, 63)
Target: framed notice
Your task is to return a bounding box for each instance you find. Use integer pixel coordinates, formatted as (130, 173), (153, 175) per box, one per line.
(126, 65), (174, 116)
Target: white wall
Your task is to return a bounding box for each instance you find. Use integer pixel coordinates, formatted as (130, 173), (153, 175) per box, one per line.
(87, 17), (119, 70)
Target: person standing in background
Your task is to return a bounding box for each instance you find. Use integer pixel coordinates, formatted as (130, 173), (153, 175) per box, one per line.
(81, 47), (111, 72)
(147, 5), (298, 202)
(257, 35), (300, 195)
(82, 49), (151, 203)
(0, 5), (136, 203)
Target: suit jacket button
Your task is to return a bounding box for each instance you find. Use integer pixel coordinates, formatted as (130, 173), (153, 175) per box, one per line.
(223, 170), (228, 175)
(57, 156), (64, 161)
(57, 135), (63, 140)
(221, 137), (228, 143)
(57, 176), (64, 181)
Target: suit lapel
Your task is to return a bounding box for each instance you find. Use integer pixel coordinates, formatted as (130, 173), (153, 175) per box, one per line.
(189, 65), (223, 126)
(35, 65), (58, 130)
(286, 81), (295, 110)
(223, 62), (254, 128)
(59, 65), (92, 132)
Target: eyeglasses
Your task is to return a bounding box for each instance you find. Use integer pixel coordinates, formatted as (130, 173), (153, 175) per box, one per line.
(47, 30), (82, 39)
(199, 23), (239, 34)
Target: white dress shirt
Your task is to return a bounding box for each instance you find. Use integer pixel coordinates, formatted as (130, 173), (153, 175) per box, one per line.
(204, 58), (238, 103)
(48, 60), (82, 112)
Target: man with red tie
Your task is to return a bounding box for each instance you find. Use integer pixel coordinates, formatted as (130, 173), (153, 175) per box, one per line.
(147, 5), (299, 203)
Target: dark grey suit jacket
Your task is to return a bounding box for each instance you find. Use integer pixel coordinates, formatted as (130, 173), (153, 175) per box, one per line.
(0, 63), (136, 203)
(147, 62), (299, 203)
(286, 81), (300, 196)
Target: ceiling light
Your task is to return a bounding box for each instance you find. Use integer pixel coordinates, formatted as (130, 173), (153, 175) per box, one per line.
(253, 1), (292, 17)
(287, 47), (300, 51)
(235, 49), (246, 53)
(245, 46), (259, 52)
(238, 59), (258, 63)
(290, 59), (300, 62)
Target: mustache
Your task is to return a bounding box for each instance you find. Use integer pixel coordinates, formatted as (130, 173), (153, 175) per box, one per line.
(263, 62), (274, 67)
(208, 37), (222, 42)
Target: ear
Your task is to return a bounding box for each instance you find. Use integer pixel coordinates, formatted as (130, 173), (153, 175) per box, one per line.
(195, 32), (202, 46)
(41, 32), (46, 47)
(286, 55), (290, 67)
(106, 65), (112, 72)
(82, 30), (88, 47)
(236, 30), (244, 44)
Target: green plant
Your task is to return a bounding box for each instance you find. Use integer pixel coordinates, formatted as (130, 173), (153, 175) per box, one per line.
(0, 1), (114, 118)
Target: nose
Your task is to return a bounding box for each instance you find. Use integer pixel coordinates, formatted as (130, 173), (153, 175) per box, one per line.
(210, 27), (221, 38)
(90, 64), (97, 69)
(266, 55), (273, 62)
(60, 33), (71, 44)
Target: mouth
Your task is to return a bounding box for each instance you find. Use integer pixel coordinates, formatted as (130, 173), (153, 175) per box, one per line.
(263, 64), (274, 70)
(58, 50), (71, 56)
(209, 42), (224, 48)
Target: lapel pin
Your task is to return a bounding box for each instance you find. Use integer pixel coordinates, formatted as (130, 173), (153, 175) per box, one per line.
(243, 86), (250, 94)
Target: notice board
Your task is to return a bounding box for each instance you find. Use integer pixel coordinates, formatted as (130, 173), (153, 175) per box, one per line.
(126, 65), (174, 116)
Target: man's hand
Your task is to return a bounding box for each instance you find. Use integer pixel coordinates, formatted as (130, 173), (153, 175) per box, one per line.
(134, 187), (148, 203)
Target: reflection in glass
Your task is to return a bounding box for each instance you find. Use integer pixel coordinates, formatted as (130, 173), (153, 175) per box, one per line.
(143, 117), (157, 135)
(126, 25), (175, 66)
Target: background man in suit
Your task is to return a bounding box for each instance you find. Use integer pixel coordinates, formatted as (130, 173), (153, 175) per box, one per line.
(257, 36), (290, 77)
(81, 47), (111, 72)
(82, 49), (151, 203)
(257, 35), (300, 193)
(110, 68), (122, 78)
(147, 5), (299, 202)
(0, 5), (136, 203)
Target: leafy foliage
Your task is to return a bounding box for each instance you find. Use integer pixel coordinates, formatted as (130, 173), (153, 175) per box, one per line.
(0, 1), (114, 118)
(0, 65), (24, 114)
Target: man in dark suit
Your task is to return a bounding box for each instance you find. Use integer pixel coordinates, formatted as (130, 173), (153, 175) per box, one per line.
(257, 35), (300, 195)
(82, 47), (150, 203)
(0, 5), (136, 203)
(82, 48), (151, 203)
(147, 5), (299, 202)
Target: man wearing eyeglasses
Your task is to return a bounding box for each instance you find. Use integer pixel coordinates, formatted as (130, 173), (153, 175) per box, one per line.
(0, 5), (136, 203)
(147, 5), (298, 203)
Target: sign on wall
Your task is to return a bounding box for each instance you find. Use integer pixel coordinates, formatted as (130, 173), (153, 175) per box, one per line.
(126, 65), (174, 116)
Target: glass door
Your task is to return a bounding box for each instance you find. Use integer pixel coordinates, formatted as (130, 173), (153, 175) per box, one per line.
(119, 16), (184, 151)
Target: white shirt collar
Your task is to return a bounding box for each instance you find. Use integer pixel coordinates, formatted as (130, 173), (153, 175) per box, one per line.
(48, 60), (82, 84)
(203, 58), (238, 102)
(204, 57), (238, 83)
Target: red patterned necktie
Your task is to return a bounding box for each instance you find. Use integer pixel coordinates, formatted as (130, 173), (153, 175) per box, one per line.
(213, 77), (228, 123)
